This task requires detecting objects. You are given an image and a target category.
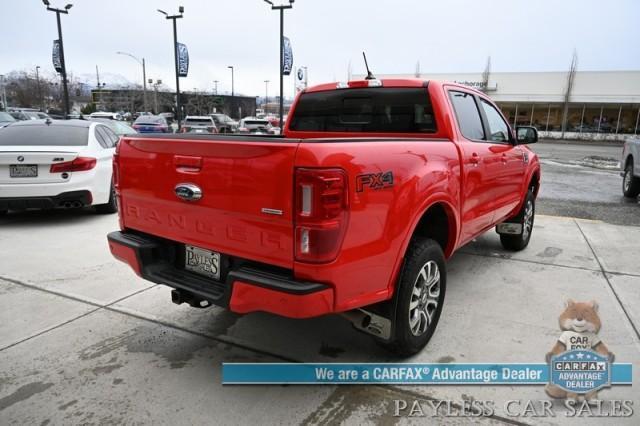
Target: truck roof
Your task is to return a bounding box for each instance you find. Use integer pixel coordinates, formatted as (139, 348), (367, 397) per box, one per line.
(304, 78), (485, 96)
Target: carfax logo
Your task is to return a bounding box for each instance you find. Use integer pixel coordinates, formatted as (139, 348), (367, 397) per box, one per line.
(550, 350), (610, 394)
(545, 299), (615, 401)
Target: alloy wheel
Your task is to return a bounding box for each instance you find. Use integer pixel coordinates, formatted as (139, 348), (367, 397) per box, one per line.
(408, 260), (441, 336)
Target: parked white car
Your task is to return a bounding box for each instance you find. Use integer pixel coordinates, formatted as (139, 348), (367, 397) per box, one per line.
(0, 119), (118, 214)
(621, 137), (640, 198)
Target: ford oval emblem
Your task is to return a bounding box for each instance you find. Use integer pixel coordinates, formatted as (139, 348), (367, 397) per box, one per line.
(174, 183), (202, 201)
(17, 156), (24, 162)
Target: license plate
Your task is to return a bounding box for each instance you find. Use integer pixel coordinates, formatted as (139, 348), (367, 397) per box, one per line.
(195, 129), (205, 133)
(185, 245), (220, 280)
(10, 164), (38, 178)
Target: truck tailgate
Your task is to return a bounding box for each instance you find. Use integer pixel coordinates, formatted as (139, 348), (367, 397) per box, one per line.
(117, 136), (299, 268)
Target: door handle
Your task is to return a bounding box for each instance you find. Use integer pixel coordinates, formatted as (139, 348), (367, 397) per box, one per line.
(174, 155), (202, 172)
(470, 153), (480, 166)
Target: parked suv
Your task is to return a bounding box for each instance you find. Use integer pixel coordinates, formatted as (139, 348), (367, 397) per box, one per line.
(210, 113), (238, 133)
(181, 116), (218, 134)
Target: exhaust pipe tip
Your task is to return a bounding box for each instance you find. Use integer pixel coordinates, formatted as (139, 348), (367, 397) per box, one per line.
(341, 309), (391, 341)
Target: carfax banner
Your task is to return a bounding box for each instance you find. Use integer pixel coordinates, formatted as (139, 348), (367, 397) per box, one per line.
(223, 361), (632, 385)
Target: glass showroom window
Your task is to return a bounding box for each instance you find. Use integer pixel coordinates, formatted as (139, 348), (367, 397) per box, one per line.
(530, 104), (549, 129)
(545, 105), (563, 131)
(619, 105), (640, 134)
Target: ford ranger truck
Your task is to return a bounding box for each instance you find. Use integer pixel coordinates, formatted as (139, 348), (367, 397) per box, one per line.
(107, 79), (541, 355)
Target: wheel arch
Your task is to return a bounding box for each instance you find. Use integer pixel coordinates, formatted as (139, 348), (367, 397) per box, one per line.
(384, 197), (458, 316)
(624, 154), (634, 168)
(528, 168), (541, 197)
(397, 196), (460, 267)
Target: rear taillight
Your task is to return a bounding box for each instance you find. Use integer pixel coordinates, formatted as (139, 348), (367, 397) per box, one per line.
(180, 126), (189, 133)
(50, 157), (97, 173)
(294, 168), (349, 263)
(208, 126), (217, 133)
(112, 152), (120, 189)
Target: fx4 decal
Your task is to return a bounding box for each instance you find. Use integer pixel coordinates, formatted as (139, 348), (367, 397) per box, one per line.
(356, 171), (394, 192)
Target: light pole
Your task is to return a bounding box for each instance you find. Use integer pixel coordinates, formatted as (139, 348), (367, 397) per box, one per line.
(264, 80), (270, 114)
(35, 66), (43, 110)
(43, 0), (72, 117)
(158, 6), (184, 124)
(0, 75), (7, 111)
(149, 79), (162, 114)
(263, 0), (294, 127)
(227, 66), (234, 117)
(213, 80), (219, 95)
(117, 51), (148, 113)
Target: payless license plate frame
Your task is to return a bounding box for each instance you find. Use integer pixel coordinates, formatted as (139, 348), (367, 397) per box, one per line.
(184, 244), (221, 281)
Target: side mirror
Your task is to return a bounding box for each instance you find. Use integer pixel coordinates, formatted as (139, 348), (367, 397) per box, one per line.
(516, 126), (538, 144)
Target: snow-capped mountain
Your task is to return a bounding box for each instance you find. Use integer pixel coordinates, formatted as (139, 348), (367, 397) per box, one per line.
(75, 72), (138, 89)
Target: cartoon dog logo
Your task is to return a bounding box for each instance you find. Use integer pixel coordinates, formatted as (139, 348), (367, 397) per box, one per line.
(545, 299), (614, 402)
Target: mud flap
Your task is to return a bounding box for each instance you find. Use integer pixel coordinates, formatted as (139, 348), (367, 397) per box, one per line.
(496, 222), (523, 235)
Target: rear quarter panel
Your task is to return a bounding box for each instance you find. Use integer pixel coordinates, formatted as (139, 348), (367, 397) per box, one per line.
(294, 139), (461, 311)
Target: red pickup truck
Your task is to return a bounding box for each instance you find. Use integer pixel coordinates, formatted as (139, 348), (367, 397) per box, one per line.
(107, 79), (540, 355)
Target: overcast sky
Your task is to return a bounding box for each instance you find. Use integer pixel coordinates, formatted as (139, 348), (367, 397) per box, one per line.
(2, 0), (639, 97)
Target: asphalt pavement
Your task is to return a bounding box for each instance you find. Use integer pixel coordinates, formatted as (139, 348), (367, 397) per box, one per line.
(532, 140), (640, 226)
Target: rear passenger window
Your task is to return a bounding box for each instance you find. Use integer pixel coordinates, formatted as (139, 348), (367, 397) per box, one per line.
(102, 126), (119, 147)
(94, 126), (110, 148)
(449, 91), (485, 141)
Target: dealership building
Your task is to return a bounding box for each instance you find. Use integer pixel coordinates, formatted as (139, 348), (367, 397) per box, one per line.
(366, 70), (640, 138)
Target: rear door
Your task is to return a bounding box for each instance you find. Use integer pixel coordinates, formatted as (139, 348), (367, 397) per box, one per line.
(117, 136), (299, 268)
(447, 89), (504, 243)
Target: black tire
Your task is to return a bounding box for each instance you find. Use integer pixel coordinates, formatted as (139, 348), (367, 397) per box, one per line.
(622, 161), (640, 198)
(384, 238), (446, 356)
(500, 190), (535, 251)
(95, 182), (117, 214)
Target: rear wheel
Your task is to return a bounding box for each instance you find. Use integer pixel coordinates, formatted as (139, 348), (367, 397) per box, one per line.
(499, 190), (535, 251)
(95, 182), (117, 214)
(622, 161), (640, 198)
(384, 238), (446, 356)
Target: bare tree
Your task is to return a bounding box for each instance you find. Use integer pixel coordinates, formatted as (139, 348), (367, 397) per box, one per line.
(481, 56), (491, 92)
(561, 50), (578, 137)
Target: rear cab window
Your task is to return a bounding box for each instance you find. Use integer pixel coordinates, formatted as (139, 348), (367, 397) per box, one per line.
(0, 125), (89, 146)
(289, 87), (437, 134)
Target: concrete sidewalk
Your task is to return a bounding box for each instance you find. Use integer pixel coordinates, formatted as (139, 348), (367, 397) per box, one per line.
(0, 212), (638, 424)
